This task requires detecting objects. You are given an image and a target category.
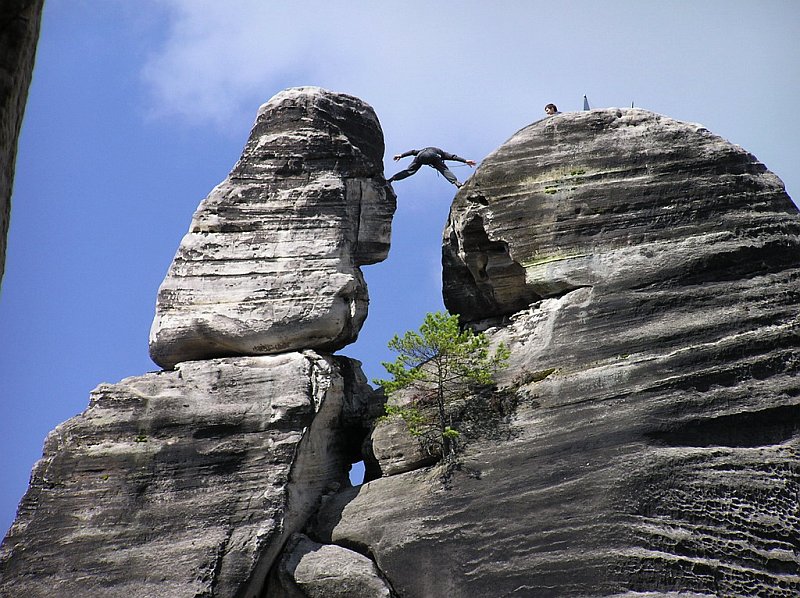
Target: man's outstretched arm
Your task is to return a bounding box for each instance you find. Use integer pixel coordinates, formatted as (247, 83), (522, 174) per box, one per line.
(392, 149), (419, 161)
(439, 150), (476, 167)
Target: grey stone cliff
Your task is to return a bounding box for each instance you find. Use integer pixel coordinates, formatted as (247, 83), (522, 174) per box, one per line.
(309, 109), (800, 597)
(0, 0), (44, 286)
(1, 88), (391, 598)
(4, 102), (800, 598)
(0, 352), (378, 598)
(149, 87), (395, 370)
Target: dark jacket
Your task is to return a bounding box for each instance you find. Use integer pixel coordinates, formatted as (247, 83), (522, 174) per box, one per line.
(399, 147), (468, 164)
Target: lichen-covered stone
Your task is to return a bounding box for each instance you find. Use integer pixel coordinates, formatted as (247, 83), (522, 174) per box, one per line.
(0, 352), (374, 598)
(149, 87), (395, 369)
(308, 111), (800, 597)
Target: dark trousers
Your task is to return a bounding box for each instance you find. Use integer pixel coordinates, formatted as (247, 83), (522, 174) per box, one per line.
(389, 157), (458, 185)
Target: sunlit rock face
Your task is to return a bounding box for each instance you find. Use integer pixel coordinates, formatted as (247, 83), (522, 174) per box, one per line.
(443, 108), (799, 325)
(0, 0), (44, 285)
(306, 110), (800, 596)
(149, 87), (395, 369)
(0, 351), (378, 598)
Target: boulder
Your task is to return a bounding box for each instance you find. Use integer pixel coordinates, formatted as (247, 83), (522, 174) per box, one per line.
(149, 87), (395, 369)
(0, 352), (377, 598)
(370, 414), (439, 476)
(271, 533), (392, 598)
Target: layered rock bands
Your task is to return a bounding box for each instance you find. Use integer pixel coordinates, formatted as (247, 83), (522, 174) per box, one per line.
(149, 87), (395, 369)
(0, 352), (379, 598)
(2, 88), (393, 597)
(317, 109), (800, 597)
(5, 99), (800, 598)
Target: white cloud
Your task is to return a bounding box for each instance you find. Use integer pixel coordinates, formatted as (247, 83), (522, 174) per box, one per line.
(140, 0), (800, 200)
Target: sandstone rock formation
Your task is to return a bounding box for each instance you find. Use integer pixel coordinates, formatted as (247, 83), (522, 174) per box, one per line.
(443, 108), (799, 326)
(309, 109), (800, 596)
(0, 352), (378, 598)
(0, 0), (44, 286)
(4, 100), (800, 597)
(149, 87), (395, 369)
(2, 88), (391, 598)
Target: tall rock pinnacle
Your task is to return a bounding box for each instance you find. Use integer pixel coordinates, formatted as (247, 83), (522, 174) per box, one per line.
(149, 87), (395, 369)
(2, 88), (392, 598)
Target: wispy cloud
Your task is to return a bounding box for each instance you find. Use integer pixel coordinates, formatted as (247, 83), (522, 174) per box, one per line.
(140, 1), (800, 200)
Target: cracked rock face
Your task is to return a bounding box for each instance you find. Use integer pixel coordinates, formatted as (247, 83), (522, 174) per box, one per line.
(149, 87), (395, 369)
(0, 351), (373, 598)
(311, 111), (800, 596)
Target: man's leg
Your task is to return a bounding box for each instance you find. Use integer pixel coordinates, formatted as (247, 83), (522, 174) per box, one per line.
(387, 160), (421, 183)
(434, 161), (460, 186)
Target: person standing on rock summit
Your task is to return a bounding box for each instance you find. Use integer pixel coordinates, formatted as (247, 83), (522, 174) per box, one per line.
(387, 147), (476, 188)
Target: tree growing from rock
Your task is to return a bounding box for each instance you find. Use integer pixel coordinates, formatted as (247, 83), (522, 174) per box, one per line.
(374, 311), (510, 462)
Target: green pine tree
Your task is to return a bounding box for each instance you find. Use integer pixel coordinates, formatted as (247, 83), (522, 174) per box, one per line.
(374, 311), (510, 461)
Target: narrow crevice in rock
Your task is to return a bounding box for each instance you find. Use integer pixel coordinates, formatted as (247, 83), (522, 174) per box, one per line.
(255, 354), (386, 597)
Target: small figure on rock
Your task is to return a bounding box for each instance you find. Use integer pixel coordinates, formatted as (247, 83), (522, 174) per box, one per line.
(387, 147), (476, 188)
(545, 103), (560, 116)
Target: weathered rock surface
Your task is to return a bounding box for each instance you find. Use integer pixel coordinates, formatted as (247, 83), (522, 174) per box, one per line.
(149, 87), (395, 369)
(0, 351), (378, 598)
(271, 533), (393, 597)
(444, 108), (799, 325)
(5, 100), (799, 597)
(308, 110), (800, 596)
(0, 0), (44, 286)
(370, 415), (438, 477)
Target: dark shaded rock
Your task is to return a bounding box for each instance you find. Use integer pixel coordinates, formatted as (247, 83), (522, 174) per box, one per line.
(443, 109), (799, 325)
(0, 0), (44, 286)
(149, 87), (396, 369)
(0, 352), (377, 598)
(310, 111), (800, 596)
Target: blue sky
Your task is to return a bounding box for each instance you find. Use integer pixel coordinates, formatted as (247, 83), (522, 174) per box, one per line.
(1, 0), (798, 537)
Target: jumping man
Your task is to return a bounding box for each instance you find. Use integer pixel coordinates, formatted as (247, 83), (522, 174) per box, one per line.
(387, 147), (476, 188)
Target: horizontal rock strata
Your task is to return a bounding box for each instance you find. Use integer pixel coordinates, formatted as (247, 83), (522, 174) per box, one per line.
(443, 108), (799, 324)
(312, 110), (800, 596)
(149, 87), (395, 369)
(0, 351), (378, 598)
